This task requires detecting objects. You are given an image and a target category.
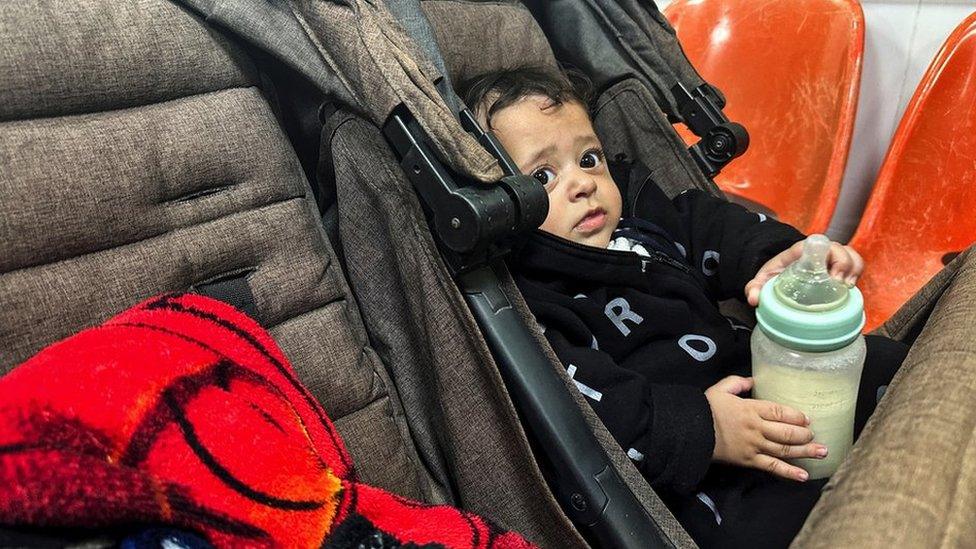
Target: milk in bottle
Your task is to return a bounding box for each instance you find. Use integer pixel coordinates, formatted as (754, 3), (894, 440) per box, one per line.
(751, 235), (866, 479)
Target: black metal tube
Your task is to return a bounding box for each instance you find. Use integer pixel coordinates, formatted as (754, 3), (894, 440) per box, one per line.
(459, 264), (674, 549)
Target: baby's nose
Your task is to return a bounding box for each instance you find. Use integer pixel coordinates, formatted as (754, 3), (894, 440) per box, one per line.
(571, 174), (597, 200)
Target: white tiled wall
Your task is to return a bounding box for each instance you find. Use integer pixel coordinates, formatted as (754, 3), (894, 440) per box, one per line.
(658, 0), (976, 241)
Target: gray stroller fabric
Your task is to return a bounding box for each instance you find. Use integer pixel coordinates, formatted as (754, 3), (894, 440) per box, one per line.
(593, 77), (720, 198)
(523, 0), (716, 123)
(0, 0), (428, 503)
(522, 0), (722, 198)
(420, 0), (560, 86)
(383, 0), (463, 115)
(327, 108), (699, 546)
(323, 1), (697, 546)
(327, 110), (585, 545)
(175, 0), (356, 109)
(326, 107), (696, 547)
(174, 0), (502, 183)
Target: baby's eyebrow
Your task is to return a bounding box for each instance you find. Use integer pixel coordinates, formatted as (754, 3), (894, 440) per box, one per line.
(523, 144), (556, 169)
(574, 134), (601, 148)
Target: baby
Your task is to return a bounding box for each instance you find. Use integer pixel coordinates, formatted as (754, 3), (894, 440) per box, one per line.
(461, 67), (908, 548)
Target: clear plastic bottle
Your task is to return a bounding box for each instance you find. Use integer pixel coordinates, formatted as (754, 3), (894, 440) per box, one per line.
(751, 235), (866, 479)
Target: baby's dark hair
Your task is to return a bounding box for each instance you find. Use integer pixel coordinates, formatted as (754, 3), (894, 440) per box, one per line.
(459, 66), (593, 129)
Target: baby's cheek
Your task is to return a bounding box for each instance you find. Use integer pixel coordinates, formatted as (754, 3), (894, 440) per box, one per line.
(539, 199), (566, 235)
(538, 212), (565, 238)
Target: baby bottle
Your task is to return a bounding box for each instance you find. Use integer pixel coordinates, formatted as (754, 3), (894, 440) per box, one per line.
(751, 234), (866, 479)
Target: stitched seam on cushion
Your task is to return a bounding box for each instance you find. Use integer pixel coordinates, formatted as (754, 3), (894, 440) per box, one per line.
(271, 302), (385, 419)
(330, 392), (400, 429)
(323, 349), (391, 420)
(0, 81), (260, 124)
(330, 391), (430, 505)
(0, 63), (261, 124)
(0, 194), (305, 277)
(265, 291), (344, 334)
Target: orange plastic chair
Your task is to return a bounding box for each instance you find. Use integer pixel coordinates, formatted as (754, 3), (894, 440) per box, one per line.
(664, 0), (864, 234)
(849, 12), (976, 332)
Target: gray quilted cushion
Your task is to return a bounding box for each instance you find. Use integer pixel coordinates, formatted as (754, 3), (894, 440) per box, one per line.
(0, 0), (429, 501)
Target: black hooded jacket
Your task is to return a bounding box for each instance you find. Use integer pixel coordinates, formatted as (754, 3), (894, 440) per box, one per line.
(508, 163), (804, 493)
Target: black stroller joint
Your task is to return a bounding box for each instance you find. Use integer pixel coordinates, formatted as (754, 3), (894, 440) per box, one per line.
(383, 105), (547, 274)
(672, 82), (749, 178)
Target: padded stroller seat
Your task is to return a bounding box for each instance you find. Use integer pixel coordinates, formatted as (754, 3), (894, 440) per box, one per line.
(0, 0), (428, 508)
(0, 1), (639, 546)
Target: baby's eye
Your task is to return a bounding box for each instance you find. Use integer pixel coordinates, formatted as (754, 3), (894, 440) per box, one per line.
(531, 167), (556, 186)
(580, 149), (604, 169)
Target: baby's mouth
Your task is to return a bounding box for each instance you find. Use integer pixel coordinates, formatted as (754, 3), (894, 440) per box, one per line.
(575, 207), (607, 234)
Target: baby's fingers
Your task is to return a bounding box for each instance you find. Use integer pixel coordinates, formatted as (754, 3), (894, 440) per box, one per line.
(846, 246), (865, 285)
(744, 277), (765, 307)
(755, 400), (809, 427)
(760, 439), (827, 461)
(828, 244), (865, 285)
(827, 243), (854, 279)
(761, 421), (814, 446)
(752, 454), (809, 482)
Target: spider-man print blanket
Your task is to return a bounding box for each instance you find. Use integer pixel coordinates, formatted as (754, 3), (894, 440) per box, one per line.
(0, 293), (534, 549)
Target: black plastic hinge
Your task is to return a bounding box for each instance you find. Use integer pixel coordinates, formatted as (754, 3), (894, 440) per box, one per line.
(381, 105), (547, 274)
(672, 83), (750, 178)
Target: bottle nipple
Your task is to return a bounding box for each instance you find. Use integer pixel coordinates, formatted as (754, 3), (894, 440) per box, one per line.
(773, 234), (849, 312)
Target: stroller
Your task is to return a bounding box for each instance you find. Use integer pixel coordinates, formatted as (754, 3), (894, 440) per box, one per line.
(1, 1), (974, 547)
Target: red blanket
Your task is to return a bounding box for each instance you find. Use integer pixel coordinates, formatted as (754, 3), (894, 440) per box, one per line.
(0, 294), (534, 548)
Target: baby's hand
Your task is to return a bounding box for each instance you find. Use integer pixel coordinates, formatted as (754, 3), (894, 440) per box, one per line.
(705, 376), (827, 482)
(744, 239), (864, 306)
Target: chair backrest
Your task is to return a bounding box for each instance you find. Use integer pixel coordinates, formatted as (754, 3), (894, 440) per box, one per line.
(849, 12), (976, 332)
(665, 0), (864, 234)
(0, 0), (430, 505)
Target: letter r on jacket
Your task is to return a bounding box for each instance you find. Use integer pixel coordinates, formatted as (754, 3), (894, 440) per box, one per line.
(605, 297), (644, 336)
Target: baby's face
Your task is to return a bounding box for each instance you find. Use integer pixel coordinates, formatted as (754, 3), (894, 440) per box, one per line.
(490, 96), (622, 248)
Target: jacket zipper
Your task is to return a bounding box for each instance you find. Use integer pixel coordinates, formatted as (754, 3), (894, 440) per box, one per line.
(642, 251), (710, 294)
(644, 250), (693, 275)
(530, 229), (702, 285)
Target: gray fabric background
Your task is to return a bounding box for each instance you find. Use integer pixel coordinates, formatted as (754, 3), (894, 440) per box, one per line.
(0, 0), (256, 122)
(328, 111), (591, 546)
(0, 0), (427, 504)
(594, 78), (720, 198)
(421, 0), (560, 86)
